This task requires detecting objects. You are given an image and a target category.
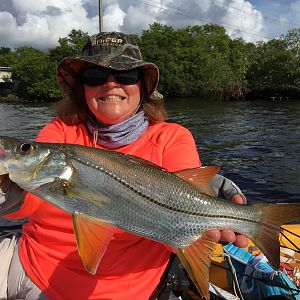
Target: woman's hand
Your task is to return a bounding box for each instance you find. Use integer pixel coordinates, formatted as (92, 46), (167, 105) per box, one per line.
(202, 194), (249, 248)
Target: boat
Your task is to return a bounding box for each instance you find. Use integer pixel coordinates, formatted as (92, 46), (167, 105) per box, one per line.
(209, 224), (300, 299)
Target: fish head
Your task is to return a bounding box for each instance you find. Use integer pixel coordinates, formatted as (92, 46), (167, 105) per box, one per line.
(0, 136), (69, 191)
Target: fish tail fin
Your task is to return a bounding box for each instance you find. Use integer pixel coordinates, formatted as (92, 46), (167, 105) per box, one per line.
(175, 239), (217, 300)
(174, 204), (300, 299)
(250, 203), (300, 269)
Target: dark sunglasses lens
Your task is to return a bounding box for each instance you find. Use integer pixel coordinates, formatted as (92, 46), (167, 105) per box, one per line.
(81, 69), (140, 86)
(81, 69), (108, 86)
(114, 70), (140, 85)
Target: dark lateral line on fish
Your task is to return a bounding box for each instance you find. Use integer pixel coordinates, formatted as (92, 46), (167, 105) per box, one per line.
(70, 155), (259, 224)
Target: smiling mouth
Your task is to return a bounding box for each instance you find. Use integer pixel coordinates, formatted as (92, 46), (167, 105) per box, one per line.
(98, 95), (125, 102)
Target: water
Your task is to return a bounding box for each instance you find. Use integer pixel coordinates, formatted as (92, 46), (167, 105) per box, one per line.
(0, 101), (57, 140)
(1, 98), (300, 204)
(166, 98), (300, 203)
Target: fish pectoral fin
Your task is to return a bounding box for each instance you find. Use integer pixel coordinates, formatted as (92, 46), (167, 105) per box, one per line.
(175, 166), (220, 196)
(175, 238), (216, 300)
(72, 212), (115, 275)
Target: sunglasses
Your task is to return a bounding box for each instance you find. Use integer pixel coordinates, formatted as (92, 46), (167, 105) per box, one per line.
(81, 68), (141, 86)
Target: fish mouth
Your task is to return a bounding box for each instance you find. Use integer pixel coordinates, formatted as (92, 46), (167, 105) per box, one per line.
(0, 145), (9, 175)
(0, 146), (5, 158)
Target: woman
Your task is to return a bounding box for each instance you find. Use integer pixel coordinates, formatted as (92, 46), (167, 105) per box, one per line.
(0, 32), (247, 300)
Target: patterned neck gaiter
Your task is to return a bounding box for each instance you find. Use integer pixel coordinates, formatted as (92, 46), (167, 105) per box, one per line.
(87, 111), (149, 150)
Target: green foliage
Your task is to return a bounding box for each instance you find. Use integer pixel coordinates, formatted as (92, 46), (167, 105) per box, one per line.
(2, 26), (300, 101)
(139, 23), (179, 95)
(246, 38), (300, 96)
(10, 47), (62, 101)
(1, 30), (90, 101)
(139, 23), (250, 99)
(0, 47), (16, 66)
(0, 47), (11, 56)
(49, 29), (89, 63)
(139, 23), (300, 99)
(283, 28), (300, 57)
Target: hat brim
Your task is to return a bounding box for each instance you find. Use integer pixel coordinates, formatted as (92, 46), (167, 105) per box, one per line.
(56, 55), (159, 97)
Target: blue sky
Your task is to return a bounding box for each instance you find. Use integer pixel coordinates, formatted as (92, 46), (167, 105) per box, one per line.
(0, 0), (299, 50)
(250, 0), (300, 37)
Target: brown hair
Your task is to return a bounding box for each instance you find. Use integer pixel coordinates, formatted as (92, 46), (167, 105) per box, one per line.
(56, 78), (168, 125)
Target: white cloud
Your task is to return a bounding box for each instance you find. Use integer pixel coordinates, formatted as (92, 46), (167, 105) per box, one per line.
(122, 3), (160, 34)
(221, 0), (267, 42)
(241, 0), (300, 39)
(0, 0), (98, 50)
(119, 0), (266, 42)
(1, 0), (293, 50)
(0, 11), (18, 47)
(103, 0), (126, 32)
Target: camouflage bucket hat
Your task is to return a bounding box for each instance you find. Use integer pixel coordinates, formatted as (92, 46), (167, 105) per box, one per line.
(56, 32), (159, 97)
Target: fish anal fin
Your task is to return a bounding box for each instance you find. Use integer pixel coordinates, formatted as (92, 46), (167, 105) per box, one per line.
(175, 166), (220, 196)
(72, 212), (115, 275)
(175, 238), (216, 300)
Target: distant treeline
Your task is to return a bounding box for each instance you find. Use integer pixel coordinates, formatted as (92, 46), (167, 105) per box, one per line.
(1, 23), (300, 101)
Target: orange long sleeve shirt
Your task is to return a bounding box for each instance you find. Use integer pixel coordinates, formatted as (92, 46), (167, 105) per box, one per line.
(5, 117), (201, 300)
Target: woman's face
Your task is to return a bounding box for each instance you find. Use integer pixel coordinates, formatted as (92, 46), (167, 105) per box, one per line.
(84, 72), (141, 125)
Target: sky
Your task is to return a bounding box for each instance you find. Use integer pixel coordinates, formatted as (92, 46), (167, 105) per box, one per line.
(0, 0), (300, 50)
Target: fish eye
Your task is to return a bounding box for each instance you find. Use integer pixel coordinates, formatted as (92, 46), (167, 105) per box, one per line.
(18, 143), (36, 155)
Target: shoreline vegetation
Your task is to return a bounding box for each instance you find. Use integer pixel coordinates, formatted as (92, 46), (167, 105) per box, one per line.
(1, 23), (300, 102)
(0, 94), (21, 102)
(1, 95), (299, 104)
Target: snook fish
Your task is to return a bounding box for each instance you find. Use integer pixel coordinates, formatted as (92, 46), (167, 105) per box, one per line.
(0, 135), (300, 299)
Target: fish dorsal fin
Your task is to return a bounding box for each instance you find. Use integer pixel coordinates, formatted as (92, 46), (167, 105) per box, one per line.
(175, 238), (216, 300)
(175, 166), (220, 196)
(72, 212), (115, 275)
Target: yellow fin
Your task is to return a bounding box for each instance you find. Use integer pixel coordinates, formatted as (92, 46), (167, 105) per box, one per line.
(175, 166), (220, 196)
(175, 238), (216, 300)
(249, 203), (300, 269)
(72, 212), (115, 275)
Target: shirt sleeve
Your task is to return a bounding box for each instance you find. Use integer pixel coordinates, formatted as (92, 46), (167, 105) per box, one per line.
(162, 125), (201, 172)
(36, 117), (67, 143)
